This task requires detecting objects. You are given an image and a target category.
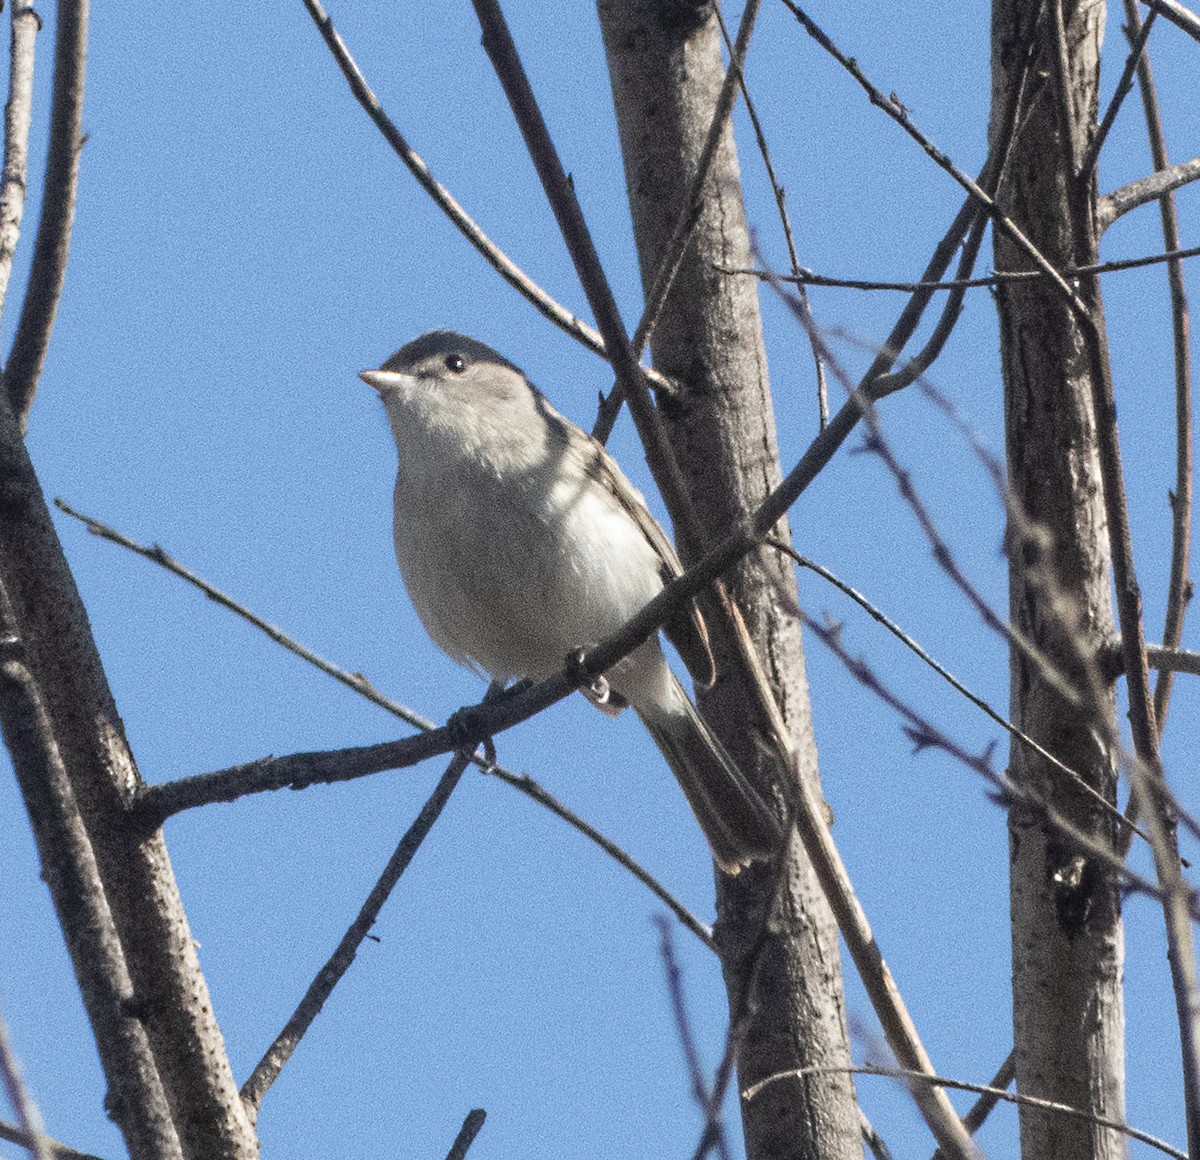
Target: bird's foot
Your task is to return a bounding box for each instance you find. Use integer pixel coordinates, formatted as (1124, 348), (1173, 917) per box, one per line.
(447, 680), (516, 771)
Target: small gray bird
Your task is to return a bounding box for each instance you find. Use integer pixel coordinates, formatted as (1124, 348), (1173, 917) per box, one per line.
(361, 331), (780, 873)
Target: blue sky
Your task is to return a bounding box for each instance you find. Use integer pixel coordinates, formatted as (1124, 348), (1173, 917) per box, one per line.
(2, 2), (1198, 1157)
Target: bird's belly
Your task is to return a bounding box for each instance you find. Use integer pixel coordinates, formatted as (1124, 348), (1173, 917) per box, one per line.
(393, 469), (664, 683)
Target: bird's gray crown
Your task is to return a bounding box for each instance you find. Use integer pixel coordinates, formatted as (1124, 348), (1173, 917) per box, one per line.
(382, 330), (523, 376)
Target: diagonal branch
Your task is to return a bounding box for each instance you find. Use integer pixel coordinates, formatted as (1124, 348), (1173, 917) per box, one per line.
(1141, 0), (1200, 41)
(592, 0), (764, 443)
(773, 543), (1144, 842)
(1099, 153), (1200, 229)
(295, 0), (669, 395)
(4, 0), (87, 427)
(780, 6), (1200, 1127)
(1078, 7), (1157, 184)
(710, 4), (829, 426)
(470, 0), (712, 559)
(724, 240), (1200, 291)
(0, 596), (181, 1158)
(240, 751), (471, 1115)
(0, 1007), (54, 1160)
(443, 1109), (487, 1160)
(53, 499), (713, 947)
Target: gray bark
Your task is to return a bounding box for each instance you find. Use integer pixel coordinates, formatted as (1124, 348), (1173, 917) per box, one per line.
(990, 2), (1126, 1157)
(0, 388), (260, 1158)
(597, 3), (862, 1158)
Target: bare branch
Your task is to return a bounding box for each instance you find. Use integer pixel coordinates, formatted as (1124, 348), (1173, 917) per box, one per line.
(1099, 153), (1200, 229)
(958, 1052), (1015, 1144)
(0, 1009), (53, 1160)
(1141, 0), (1200, 42)
(240, 751), (471, 1114)
(471, 0), (711, 561)
(0, 604), (181, 1158)
(657, 919), (733, 1160)
(747, 1065), (1187, 1160)
(0, 1121), (103, 1160)
(776, 13), (1200, 1102)
(1078, 8), (1158, 184)
(443, 1109), (486, 1160)
(491, 767), (714, 948)
(295, 0), (671, 395)
(1120, 0), (1195, 743)
(593, 0), (764, 443)
(4, 0), (87, 427)
(54, 498), (440, 735)
(798, 606), (1188, 912)
(710, 5), (829, 426)
(722, 240), (1200, 291)
(53, 500), (713, 947)
(772, 542), (1146, 843)
(0, 5), (41, 322)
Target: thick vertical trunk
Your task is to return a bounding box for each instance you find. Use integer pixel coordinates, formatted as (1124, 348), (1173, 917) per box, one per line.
(0, 396), (258, 1156)
(990, 3), (1126, 1157)
(597, 4), (861, 1158)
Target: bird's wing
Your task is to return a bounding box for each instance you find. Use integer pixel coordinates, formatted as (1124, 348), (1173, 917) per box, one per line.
(583, 440), (717, 690)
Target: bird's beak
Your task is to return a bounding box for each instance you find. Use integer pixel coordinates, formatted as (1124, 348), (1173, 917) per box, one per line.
(359, 369), (397, 393)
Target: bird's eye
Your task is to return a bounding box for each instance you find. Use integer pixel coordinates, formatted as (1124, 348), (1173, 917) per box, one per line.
(444, 354), (466, 374)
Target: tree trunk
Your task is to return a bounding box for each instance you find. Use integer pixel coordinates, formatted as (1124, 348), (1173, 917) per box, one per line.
(597, 4), (862, 1158)
(0, 390), (259, 1158)
(990, 3), (1126, 1157)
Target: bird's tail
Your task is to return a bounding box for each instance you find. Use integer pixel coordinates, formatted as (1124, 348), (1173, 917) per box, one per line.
(636, 673), (781, 874)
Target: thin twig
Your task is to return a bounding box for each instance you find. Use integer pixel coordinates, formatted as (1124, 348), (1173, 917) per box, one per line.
(0, 5), (40, 322)
(689, 824), (800, 1160)
(1122, 0), (1193, 745)
(493, 769), (714, 948)
(774, 17), (1200, 1106)
(778, 1), (1111, 318)
(961, 1052), (1016, 1141)
(771, 541), (1146, 843)
(773, 291), (1193, 903)
(870, 203), (991, 395)
(0, 1011), (53, 1160)
(295, 0), (670, 395)
(778, 285), (1085, 711)
(1141, 0), (1200, 42)
(711, 3), (828, 426)
(657, 919), (733, 1160)
(746, 1064), (1186, 1160)
(861, 1113), (897, 1160)
(240, 751), (472, 1113)
(471, 0), (705, 558)
(55, 499), (438, 734)
(443, 1109), (486, 1160)
(0, 1122), (103, 1160)
(4, 0), (87, 427)
(593, 0), (764, 444)
(54, 499), (715, 947)
(1078, 7), (1157, 184)
(721, 241), (1200, 291)
(791, 593), (1185, 911)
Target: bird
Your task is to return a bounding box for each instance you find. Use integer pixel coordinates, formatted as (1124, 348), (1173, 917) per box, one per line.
(360, 330), (780, 873)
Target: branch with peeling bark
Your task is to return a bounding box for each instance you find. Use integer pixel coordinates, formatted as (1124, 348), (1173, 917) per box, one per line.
(1099, 154), (1200, 229)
